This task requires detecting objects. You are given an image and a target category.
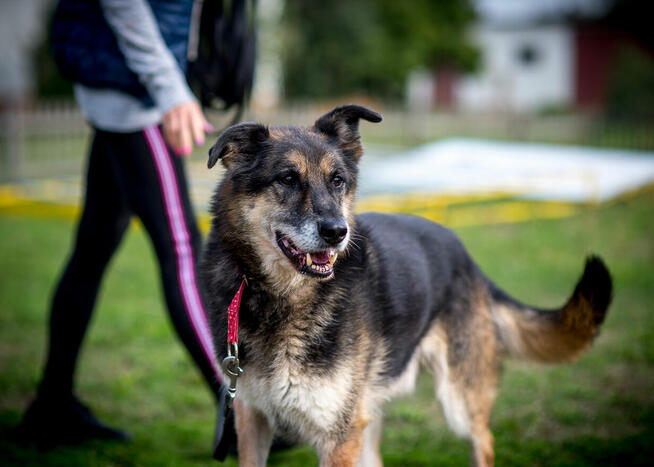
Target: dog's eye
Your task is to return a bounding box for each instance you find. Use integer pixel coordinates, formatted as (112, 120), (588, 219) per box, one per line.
(279, 173), (297, 186)
(332, 175), (344, 188)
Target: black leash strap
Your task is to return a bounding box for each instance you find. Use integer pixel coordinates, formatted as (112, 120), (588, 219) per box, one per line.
(212, 385), (237, 461)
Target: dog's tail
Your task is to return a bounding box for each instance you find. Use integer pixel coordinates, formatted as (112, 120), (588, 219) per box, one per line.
(489, 256), (612, 363)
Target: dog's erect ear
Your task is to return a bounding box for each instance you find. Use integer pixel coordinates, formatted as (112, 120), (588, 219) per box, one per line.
(313, 105), (382, 161)
(208, 122), (269, 169)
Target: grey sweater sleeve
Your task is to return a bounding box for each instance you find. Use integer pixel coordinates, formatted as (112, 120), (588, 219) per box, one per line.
(99, 0), (196, 113)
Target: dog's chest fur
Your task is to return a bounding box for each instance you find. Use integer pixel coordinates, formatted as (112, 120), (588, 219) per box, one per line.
(236, 293), (359, 442)
(238, 350), (354, 442)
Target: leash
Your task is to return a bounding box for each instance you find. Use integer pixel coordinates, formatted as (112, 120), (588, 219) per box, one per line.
(213, 275), (246, 459)
(221, 275), (247, 408)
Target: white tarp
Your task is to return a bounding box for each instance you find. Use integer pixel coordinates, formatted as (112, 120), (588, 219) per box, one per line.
(358, 138), (654, 202)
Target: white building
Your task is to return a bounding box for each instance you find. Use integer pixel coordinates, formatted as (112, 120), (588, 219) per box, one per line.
(408, 0), (628, 113)
(457, 23), (574, 112)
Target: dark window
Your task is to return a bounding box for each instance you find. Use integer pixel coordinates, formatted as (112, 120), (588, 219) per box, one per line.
(517, 45), (540, 66)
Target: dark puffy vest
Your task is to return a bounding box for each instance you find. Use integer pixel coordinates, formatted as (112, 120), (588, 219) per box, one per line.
(51, 0), (194, 107)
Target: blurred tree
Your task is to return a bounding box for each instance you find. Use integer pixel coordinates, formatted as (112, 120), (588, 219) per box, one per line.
(33, 3), (73, 98)
(281, 0), (478, 101)
(607, 46), (654, 120)
(605, 0), (654, 52)
(602, 0), (654, 120)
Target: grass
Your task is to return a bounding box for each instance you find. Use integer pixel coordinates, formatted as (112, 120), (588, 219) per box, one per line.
(0, 189), (653, 466)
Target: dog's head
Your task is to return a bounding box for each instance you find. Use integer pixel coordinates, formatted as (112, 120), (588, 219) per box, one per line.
(208, 105), (381, 289)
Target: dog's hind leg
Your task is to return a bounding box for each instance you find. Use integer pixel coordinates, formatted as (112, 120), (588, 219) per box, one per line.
(421, 311), (499, 467)
(357, 415), (383, 467)
(461, 391), (495, 467)
(234, 399), (273, 467)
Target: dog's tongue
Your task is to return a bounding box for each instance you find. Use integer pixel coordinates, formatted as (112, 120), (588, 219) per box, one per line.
(311, 250), (333, 265)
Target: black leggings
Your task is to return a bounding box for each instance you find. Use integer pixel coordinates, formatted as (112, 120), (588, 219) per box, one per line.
(40, 126), (222, 400)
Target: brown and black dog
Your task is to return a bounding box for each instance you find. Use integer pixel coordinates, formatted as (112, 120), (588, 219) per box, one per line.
(201, 105), (612, 466)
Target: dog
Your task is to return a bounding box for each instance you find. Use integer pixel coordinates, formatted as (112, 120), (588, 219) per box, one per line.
(200, 105), (612, 466)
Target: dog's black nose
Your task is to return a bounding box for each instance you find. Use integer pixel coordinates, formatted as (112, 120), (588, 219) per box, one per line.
(318, 220), (348, 245)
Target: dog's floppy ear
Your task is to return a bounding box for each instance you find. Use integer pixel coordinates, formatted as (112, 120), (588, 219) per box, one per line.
(313, 105), (382, 161)
(208, 122), (269, 169)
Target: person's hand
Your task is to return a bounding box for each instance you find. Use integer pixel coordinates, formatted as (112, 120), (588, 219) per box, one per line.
(162, 101), (213, 156)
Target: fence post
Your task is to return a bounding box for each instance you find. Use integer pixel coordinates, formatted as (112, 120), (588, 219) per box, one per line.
(1, 104), (24, 182)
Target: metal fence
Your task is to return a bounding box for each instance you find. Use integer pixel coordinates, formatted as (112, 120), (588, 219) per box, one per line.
(1, 100), (90, 182)
(2, 100), (653, 182)
(262, 104), (654, 151)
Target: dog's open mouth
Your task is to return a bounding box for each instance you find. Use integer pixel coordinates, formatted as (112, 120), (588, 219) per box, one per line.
(276, 232), (338, 278)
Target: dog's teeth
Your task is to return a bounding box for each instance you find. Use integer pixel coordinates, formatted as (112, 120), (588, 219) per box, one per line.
(306, 253), (312, 266)
(329, 253), (338, 265)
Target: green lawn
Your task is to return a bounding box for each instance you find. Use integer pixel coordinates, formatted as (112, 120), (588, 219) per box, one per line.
(1, 190), (653, 466)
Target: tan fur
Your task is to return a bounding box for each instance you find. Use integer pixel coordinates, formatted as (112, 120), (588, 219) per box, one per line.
(268, 127), (293, 141)
(417, 285), (499, 467)
(319, 155), (337, 176)
(219, 142), (240, 168)
(320, 405), (369, 467)
(492, 293), (600, 363)
(235, 399), (273, 467)
(286, 150), (309, 177)
(234, 300), (383, 453)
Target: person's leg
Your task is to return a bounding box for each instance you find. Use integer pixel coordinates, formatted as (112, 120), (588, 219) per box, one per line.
(104, 126), (238, 458)
(105, 126), (222, 397)
(39, 132), (132, 396)
(19, 131), (132, 446)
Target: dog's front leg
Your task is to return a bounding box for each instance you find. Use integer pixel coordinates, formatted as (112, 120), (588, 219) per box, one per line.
(234, 398), (273, 467)
(319, 424), (366, 467)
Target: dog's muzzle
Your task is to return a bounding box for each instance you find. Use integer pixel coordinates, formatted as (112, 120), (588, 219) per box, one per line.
(276, 232), (340, 278)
